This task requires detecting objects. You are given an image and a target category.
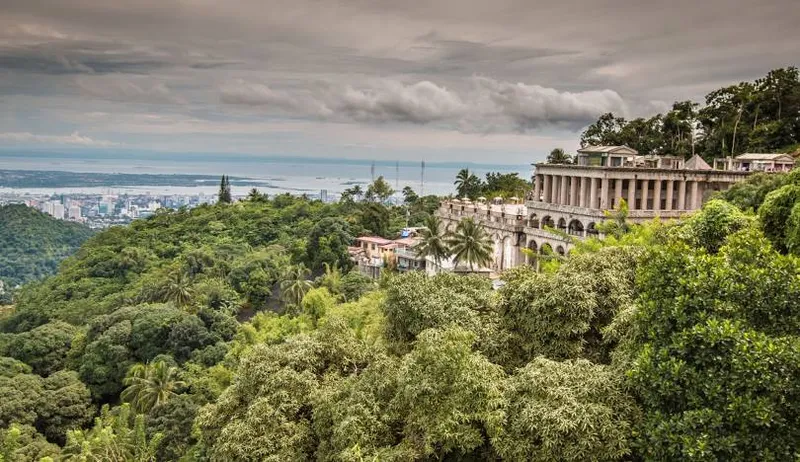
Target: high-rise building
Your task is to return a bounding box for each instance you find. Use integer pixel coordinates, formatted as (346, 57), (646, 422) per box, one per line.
(320, 189), (328, 202)
(68, 205), (82, 220)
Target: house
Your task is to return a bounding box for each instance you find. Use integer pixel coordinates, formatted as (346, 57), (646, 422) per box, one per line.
(726, 153), (795, 172)
(576, 145), (639, 167)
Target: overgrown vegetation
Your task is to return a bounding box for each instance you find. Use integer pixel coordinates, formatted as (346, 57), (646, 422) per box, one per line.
(1, 166), (799, 461)
(0, 204), (94, 299)
(576, 67), (800, 160)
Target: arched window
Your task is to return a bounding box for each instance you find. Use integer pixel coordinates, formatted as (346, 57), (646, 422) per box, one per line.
(568, 219), (585, 236)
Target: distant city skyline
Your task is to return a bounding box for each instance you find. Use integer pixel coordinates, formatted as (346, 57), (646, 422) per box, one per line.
(1, 0), (799, 164)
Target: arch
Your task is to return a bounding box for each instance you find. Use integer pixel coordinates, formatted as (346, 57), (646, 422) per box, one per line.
(556, 245), (566, 256)
(445, 222), (455, 233)
(540, 243), (553, 255)
(567, 219), (585, 236)
(586, 222), (599, 236)
(529, 213), (540, 228)
(541, 215), (555, 229)
(526, 239), (538, 265)
(557, 217), (567, 231)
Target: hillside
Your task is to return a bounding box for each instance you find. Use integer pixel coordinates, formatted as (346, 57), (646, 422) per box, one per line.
(0, 204), (94, 291)
(0, 172), (797, 460)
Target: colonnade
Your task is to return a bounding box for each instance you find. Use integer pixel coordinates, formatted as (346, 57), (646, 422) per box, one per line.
(532, 174), (705, 211)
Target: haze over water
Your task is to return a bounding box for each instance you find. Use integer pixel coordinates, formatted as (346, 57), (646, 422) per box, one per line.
(0, 151), (530, 197)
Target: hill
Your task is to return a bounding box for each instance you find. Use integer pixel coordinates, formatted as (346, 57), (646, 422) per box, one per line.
(0, 173), (799, 460)
(0, 204), (94, 291)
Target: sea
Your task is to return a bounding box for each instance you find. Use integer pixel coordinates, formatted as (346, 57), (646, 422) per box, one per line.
(0, 151), (532, 198)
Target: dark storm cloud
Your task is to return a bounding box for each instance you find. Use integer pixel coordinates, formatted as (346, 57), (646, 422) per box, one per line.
(1, 0), (799, 155)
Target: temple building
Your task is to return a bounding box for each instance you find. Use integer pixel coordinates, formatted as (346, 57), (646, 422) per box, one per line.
(437, 147), (794, 272)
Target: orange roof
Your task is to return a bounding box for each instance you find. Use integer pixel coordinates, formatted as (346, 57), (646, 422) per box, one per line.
(393, 237), (418, 247)
(356, 236), (393, 245)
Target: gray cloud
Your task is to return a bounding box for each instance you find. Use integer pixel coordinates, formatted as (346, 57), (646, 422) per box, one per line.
(220, 77), (624, 131)
(76, 75), (183, 104)
(0, 131), (118, 146)
(0, 0), (798, 158)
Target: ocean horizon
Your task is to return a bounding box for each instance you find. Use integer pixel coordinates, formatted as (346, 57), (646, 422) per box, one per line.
(0, 149), (533, 197)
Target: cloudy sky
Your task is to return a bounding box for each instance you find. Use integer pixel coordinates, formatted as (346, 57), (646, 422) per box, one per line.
(1, 0), (798, 164)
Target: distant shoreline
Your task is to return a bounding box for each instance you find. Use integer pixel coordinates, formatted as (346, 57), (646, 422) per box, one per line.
(0, 169), (271, 189)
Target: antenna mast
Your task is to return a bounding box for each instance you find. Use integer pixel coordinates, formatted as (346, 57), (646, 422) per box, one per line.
(370, 161), (375, 182)
(420, 160), (425, 196)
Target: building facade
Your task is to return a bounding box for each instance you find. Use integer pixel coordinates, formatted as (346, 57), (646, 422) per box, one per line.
(436, 147), (772, 273)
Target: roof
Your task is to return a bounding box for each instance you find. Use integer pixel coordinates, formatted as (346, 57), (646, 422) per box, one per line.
(735, 153), (795, 162)
(684, 154), (712, 170)
(356, 236), (393, 245)
(577, 145), (638, 155)
(379, 242), (399, 250)
(393, 237), (419, 247)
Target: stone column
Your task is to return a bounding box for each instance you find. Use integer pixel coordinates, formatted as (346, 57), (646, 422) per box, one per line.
(559, 175), (568, 206)
(579, 177), (587, 208)
(542, 175), (553, 203)
(689, 181), (699, 210)
(614, 178), (623, 209)
(665, 180), (674, 211)
(570, 176), (579, 206)
(692, 181), (702, 209)
(678, 180), (687, 209)
(534, 174), (542, 201)
(551, 175), (560, 204)
(641, 179), (649, 210)
(600, 178), (610, 209)
(589, 178), (598, 209)
(653, 179), (662, 212)
(627, 179), (637, 210)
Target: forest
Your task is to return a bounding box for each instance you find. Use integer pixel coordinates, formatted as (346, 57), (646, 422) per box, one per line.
(0, 205), (94, 299)
(0, 165), (798, 461)
(577, 67), (800, 160)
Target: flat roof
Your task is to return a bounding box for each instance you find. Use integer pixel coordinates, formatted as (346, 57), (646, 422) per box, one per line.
(736, 153), (795, 162)
(577, 145), (638, 155)
(356, 236), (394, 245)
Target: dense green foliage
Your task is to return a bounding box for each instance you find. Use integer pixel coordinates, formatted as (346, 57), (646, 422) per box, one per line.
(0, 204), (94, 293)
(1, 166), (799, 461)
(453, 168), (531, 200)
(581, 67), (800, 159)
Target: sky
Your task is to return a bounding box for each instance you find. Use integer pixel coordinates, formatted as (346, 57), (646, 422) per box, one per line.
(1, 0), (799, 165)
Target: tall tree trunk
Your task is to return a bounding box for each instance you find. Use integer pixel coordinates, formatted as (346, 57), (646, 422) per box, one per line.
(731, 105), (744, 154)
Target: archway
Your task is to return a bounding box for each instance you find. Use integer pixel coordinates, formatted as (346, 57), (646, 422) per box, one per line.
(586, 222), (599, 236)
(526, 240), (538, 265)
(541, 216), (555, 229)
(556, 245), (566, 256)
(568, 219), (585, 236)
(540, 243), (553, 255)
(557, 218), (567, 231)
(529, 213), (540, 228)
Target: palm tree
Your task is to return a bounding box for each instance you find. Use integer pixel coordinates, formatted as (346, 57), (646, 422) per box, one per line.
(547, 148), (573, 164)
(319, 262), (343, 295)
(280, 265), (313, 308)
(121, 361), (185, 414)
(163, 271), (193, 307)
(415, 215), (450, 268)
(454, 168), (471, 198)
(446, 217), (494, 272)
(351, 185), (364, 202)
